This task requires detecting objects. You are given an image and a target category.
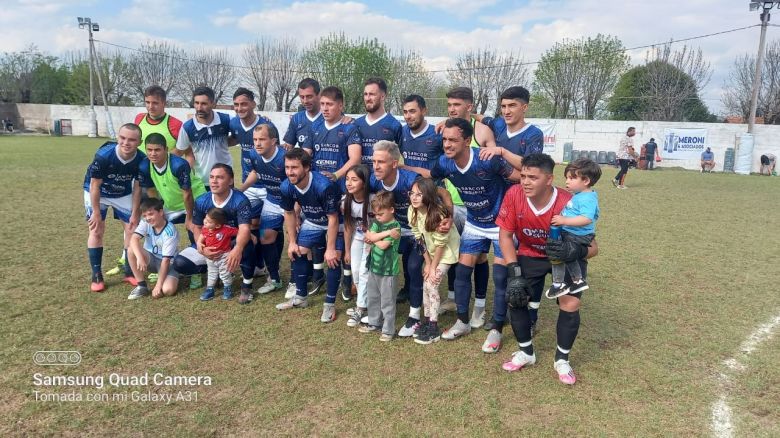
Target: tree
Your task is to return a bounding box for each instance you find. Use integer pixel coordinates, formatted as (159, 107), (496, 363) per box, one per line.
(448, 48), (528, 114)
(301, 33), (393, 113)
(177, 48), (235, 106)
(0, 45), (57, 103)
(30, 62), (69, 104)
(268, 38), (300, 112)
(127, 41), (183, 101)
(387, 49), (439, 114)
(243, 39), (274, 110)
(533, 35), (629, 119)
(722, 40), (780, 124)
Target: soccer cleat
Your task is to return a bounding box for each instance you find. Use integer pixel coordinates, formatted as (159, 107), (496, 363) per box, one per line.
(397, 317), (420, 338)
(320, 304), (336, 323)
(127, 285), (149, 300)
(284, 282), (297, 299)
(482, 329), (503, 353)
(358, 324), (380, 334)
(442, 320), (472, 340)
(189, 275), (203, 290)
(123, 276), (138, 287)
(147, 273), (159, 284)
(257, 279), (283, 295)
(568, 279), (589, 294)
(238, 286), (254, 304)
(90, 273), (105, 292)
(105, 257), (125, 276)
(611, 178), (618, 188)
(347, 308), (365, 328)
(502, 351), (536, 372)
(470, 306), (486, 329)
(554, 359), (577, 385)
(379, 333), (394, 342)
(308, 277), (325, 296)
(414, 323), (441, 345)
(340, 286), (352, 302)
(254, 266), (268, 277)
(275, 296), (309, 310)
(545, 283), (569, 299)
(438, 298), (457, 314)
(222, 285), (234, 300)
(200, 287), (215, 301)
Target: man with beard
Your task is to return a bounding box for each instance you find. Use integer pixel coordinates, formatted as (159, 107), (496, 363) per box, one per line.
(283, 78), (323, 149)
(353, 77), (402, 173)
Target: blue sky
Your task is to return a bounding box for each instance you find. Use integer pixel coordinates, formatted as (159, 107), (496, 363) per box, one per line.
(2, 0), (777, 114)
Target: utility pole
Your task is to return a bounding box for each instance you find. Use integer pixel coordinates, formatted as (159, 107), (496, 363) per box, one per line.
(78, 17), (99, 137)
(748, 7), (771, 134)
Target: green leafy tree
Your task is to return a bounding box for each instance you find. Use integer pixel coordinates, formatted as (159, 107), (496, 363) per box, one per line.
(30, 62), (69, 104)
(0, 45), (58, 103)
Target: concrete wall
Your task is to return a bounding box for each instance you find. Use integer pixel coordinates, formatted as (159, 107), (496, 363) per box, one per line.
(14, 103), (780, 173)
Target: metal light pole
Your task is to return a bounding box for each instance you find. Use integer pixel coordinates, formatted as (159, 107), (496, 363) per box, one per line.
(747, 3), (774, 133)
(78, 17), (99, 137)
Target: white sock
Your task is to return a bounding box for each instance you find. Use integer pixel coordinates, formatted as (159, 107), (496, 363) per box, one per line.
(448, 291), (455, 300)
(474, 298), (486, 308)
(409, 306), (421, 320)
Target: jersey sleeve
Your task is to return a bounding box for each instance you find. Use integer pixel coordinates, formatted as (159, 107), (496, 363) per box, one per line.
(88, 153), (109, 180)
(279, 182), (295, 212)
(323, 182), (341, 215)
(348, 125), (362, 146)
(491, 156), (514, 179)
(134, 113), (144, 125)
(429, 157), (447, 179)
(192, 197), (207, 226)
(168, 116), (183, 140)
(282, 116), (297, 146)
(137, 160), (153, 189)
(134, 220), (150, 237)
(574, 193), (599, 222)
(496, 186), (519, 232)
(301, 125), (314, 151)
(223, 225), (239, 239)
(175, 125), (190, 151)
(526, 128), (544, 156)
(174, 160), (192, 190)
(236, 197), (252, 225)
(160, 229), (179, 258)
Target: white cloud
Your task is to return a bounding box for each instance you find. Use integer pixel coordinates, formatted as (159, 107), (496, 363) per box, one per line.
(115, 0), (190, 30)
(402, 0), (498, 18)
(211, 8), (238, 27)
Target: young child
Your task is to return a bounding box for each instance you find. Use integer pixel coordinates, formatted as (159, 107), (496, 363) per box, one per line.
(547, 157), (601, 298)
(126, 197), (180, 300)
(342, 165), (373, 328)
(198, 207), (239, 301)
(408, 178), (460, 345)
(358, 191), (401, 342)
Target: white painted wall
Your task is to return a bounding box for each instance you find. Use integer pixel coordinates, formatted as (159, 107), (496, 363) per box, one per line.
(15, 103), (780, 173)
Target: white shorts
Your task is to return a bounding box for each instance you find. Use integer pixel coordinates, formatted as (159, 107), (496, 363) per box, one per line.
(244, 187), (268, 205)
(83, 191), (132, 223)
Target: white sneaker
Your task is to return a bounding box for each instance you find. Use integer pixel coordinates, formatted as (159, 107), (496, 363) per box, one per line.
(257, 279), (283, 295)
(442, 320), (472, 340)
(397, 318), (420, 338)
(275, 296), (308, 310)
(502, 350), (536, 372)
(470, 306), (485, 328)
(284, 282), (296, 299)
(320, 304), (336, 323)
(481, 329), (502, 353)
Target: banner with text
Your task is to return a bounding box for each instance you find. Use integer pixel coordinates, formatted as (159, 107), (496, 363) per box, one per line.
(661, 128), (708, 160)
(538, 123), (556, 153)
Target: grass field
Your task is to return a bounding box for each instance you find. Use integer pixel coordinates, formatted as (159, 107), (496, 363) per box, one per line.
(1, 135), (779, 437)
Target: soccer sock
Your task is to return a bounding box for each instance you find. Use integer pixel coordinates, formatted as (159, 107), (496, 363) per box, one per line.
(509, 306), (533, 354)
(88, 247), (103, 276)
(122, 249), (133, 277)
(137, 281), (147, 289)
(519, 340), (534, 356)
(260, 242), (280, 282)
(325, 262), (341, 304)
(275, 231), (285, 260)
(492, 263), (508, 325)
(454, 263), (474, 323)
(312, 245), (324, 282)
(292, 255), (310, 298)
(342, 262), (353, 289)
(409, 306), (421, 321)
(555, 310), (581, 362)
(528, 301), (541, 327)
(253, 229), (265, 271)
(474, 261), (489, 300)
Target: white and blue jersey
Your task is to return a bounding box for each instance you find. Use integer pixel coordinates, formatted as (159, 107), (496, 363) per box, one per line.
(229, 115), (276, 187)
(248, 147), (287, 231)
(302, 119), (358, 187)
(280, 172), (343, 250)
(486, 117), (544, 157)
(176, 112), (232, 182)
(83, 142), (145, 198)
(192, 189), (253, 229)
(399, 122), (442, 171)
(353, 113), (402, 170)
(134, 220), (179, 260)
(369, 169), (420, 235)
(430, 148), (513, 229)
(283, 110), (322, 147)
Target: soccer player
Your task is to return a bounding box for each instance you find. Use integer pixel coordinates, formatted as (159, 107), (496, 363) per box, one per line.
(172, 164), (256, 304)
(276, 148), (343, 323)
(496, 153), (597, 385)
(239, 124), (287, 295)
(353, 77), (402, 172)
(126, 197), (180, 300)
(430, 118), (520, 349)
(84, 123), (145, 292)
(138, 133), (205, 242)
(134, 85), (183, 154)
(398, 94), (443, 179)
(175, 86), (233, 185)
(282, 78), (323, 149)
(370, 140), (454, 337)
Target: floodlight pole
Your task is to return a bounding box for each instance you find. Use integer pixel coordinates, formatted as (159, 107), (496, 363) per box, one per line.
(79, 17), (99, 137)
(747, 8), (770, 134)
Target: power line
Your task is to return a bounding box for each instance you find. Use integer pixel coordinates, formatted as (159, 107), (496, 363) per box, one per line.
(93, 24), (760, 75)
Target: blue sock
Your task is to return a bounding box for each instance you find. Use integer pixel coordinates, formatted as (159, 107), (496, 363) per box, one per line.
(292, 255), (311, 298)
(88, 247), (103, 276)
(454, 263), (474, 322)
(326, 262), (341, 304)
(312, 245), (324, 282)
(254, 229), (265, 270)
(137, 281), (147, 289)
(492, 264), (508, 327)
(261, 242), (280, 282)
(275, 232), (285, 261)
(474, 261), (489, 300)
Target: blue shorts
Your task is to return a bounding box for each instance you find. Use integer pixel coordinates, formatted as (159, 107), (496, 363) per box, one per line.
(83, 191), (132, 223)
(459, 222), (503, 259)
(260, 200), (284, 232)
(297, 222), (344, 251)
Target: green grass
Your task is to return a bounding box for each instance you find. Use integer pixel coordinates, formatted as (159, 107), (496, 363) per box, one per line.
(1, 135), (779, 436)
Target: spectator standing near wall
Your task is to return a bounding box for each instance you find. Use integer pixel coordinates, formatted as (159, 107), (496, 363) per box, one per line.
(612, 127), (637, 189)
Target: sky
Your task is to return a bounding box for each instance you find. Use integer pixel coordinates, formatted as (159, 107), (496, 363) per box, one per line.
(2, 0), (778, 115)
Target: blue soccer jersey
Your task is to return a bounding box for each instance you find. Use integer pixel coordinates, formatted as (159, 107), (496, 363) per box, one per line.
(430, 148), (513, 229)
(302, 119), (358, 180)
(229, 115), (276, 188)
(486, 117), (544, 157)
(283, 110), (323, 147)
(83, 142), (145, 198)
(192, 189), (252, 228)
(176, 112), (232, 182)
(279, 172), (341, 228)
(138, 153), (192, 191)
(369, 168), (420, 232)
(247, 147), (286, 206)
(399, 122), (443, 170)
(353, 113), (402, 170)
